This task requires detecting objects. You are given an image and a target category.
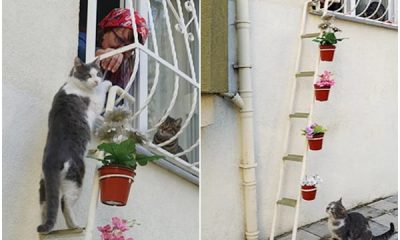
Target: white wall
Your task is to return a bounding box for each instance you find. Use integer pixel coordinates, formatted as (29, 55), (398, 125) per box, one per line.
(201, 0), (397, 238)
(3, 1), (198, 240)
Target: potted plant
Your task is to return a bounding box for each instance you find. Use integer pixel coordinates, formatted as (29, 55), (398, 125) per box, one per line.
(97, 217), (138, 240)
(93, 107), (161, 206)
(314, 71), (335, 101)
(313, 15), (345, 61)
(302, 123), (327, 151)
(301, 175), (323, 201)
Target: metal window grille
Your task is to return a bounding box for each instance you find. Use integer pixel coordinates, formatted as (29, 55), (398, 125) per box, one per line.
(85, 0), (199, 183)
(311, 0), (398, 27)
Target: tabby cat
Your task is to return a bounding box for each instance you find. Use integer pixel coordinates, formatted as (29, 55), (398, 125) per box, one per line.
(326, 198), (395, 240)
(362, 2), (387, 21)
(153, 116), (188, 162)
(37, 57), (111, 233)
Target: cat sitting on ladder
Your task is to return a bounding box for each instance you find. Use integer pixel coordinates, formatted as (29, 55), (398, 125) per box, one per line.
(37, 57), (111, 233)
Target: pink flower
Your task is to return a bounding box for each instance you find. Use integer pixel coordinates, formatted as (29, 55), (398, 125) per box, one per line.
(112, 217), (129, 232)
(316, 71), (335, 88)
(98, 217), (135, 240)
(98, 224), (112, 233)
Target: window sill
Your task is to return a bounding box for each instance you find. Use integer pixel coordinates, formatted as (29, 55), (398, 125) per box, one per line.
(136, 145), (199, 186)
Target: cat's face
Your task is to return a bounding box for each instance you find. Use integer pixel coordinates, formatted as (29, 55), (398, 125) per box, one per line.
(156, 116), (182, 140)
(71, 57), (103, 89)
(326, 198), (347, 219)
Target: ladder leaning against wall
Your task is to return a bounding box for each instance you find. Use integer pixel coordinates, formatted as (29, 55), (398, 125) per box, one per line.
(268, 0), (332, 239)
(39, 0), (199, 239)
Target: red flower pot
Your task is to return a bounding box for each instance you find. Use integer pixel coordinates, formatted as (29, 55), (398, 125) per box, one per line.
(307, 133), (324, 151)
(319, 45), (336, 61)
(301, 185), (317, 201)
(98, 165), (136, 206)
(314, 85), (331, 102)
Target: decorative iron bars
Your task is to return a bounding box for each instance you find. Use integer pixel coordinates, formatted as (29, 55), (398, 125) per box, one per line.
(311, 0), (398, 26)
(86, 0), (199, 182)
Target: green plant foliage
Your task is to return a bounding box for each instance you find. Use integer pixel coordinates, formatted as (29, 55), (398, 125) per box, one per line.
(95, 139), (161, 169)
(313, 32), (345, 46)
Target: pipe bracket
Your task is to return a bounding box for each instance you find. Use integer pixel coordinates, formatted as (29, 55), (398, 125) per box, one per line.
(233, 64), (253, 69)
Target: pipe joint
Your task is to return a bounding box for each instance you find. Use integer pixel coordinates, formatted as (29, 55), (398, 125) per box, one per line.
(245, 230), (260, 240)
(239, 163), (258, 169)
(221, 92), (245, 109)
(242, 181), (257, 187)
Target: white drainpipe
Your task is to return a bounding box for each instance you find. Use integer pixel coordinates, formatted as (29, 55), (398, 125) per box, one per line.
(235, 0), (259, 239)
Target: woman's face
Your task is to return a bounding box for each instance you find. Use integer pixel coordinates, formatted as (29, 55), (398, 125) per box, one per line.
(101, 27), (133, 49)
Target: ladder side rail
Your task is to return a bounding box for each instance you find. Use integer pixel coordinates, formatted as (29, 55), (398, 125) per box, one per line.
(84, 85), (120, 240)
(269, 1), (311, 239)
(290, 45), (321, 240)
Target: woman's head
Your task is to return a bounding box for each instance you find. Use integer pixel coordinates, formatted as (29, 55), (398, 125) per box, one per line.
(99, 8), (149, 47)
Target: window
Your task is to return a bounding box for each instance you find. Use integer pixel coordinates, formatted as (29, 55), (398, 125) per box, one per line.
(81, 0), (200, 184)
(311, 0), (398, 27)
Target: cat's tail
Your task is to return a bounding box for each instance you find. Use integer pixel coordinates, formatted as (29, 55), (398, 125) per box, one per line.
(372, 222), (395, 240)
(37, 163), (61, 233)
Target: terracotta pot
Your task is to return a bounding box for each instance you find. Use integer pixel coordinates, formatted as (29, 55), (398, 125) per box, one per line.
(301, 185), (317, 201)
(314, 85), (331, 102)
(308, 133), (324, 151)
(98, 165), (136, 206)
(319, 45), (336, 61)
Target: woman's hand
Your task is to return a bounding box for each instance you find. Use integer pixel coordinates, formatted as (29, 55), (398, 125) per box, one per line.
(95, 48), (124, 73)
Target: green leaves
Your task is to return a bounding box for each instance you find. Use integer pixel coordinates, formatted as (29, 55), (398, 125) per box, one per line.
(96, 138), (162, 169)
(313, 125), (327, 134)
(136, 154), (162, 166)
(313, 32), (345, 46)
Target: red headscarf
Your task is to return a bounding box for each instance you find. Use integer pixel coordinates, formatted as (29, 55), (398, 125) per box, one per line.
(99, 8), (149, 44)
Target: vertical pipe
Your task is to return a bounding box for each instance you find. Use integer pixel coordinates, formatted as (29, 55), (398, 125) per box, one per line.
(235, 0), (259, 239)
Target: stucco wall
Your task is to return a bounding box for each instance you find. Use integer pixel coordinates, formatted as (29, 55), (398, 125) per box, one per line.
(3, 1), (198, 240)
(201, 0), (397, 238)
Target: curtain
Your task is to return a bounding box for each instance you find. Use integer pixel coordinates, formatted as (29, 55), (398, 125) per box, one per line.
(147, 0), (199, 163)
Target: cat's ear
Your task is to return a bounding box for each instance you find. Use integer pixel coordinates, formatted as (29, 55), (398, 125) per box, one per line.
(93, 57), (101, 68)
(175, 118), (182, 127)
(338, 198), (342, 204)
(74, 57), (84, 68)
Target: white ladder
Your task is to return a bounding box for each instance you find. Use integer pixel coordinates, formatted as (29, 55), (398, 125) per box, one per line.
(38, 160), (102, 240)
(269, 1), (327, 239)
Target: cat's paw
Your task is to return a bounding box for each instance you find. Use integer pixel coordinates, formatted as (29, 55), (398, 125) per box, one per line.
(102, 80), (112, 88)
(37, 223), (54, 234)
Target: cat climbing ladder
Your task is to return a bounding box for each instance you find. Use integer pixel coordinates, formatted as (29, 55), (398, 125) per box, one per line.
(268, 1), (331, 239)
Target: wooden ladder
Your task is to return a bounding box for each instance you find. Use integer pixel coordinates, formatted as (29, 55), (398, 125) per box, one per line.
(269, 1), (325, 239)
(38, 165), (101, 240)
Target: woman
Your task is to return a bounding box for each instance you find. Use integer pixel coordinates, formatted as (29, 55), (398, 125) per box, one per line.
(78, 8), (149, 88)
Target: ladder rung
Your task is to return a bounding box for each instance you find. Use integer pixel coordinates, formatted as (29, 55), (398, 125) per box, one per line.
(295, 71), (315, 78)
(39, 228), (85, 239)
(289, 112), (309, 118)
(283, 154), (303, 162)
(277, 198), (297, 208)
(301, 32), (320, 38)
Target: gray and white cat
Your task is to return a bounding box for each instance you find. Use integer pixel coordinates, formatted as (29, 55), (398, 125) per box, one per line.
(37, 57), (111, 233)
(326, 198), (395, 240)
(153, 116), (188, 162)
